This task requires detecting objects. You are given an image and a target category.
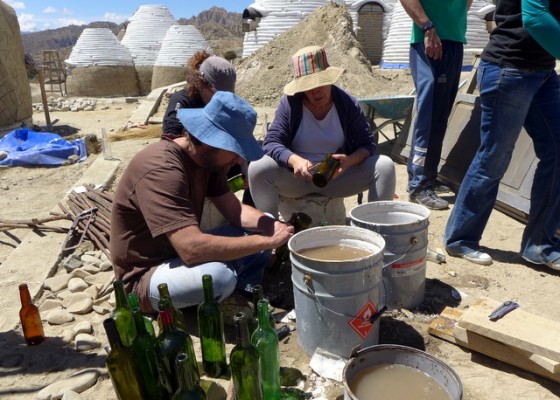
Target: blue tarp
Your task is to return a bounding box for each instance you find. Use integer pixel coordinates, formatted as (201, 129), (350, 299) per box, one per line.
(0, 129), (87, 167)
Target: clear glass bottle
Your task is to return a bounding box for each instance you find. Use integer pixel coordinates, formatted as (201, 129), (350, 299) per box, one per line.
(251, 300), (281, 400)
(131, 307), (165, 399)
(112, 280), (136, 347)
(197, 274), (227, 378)
(18, 283), (45, 346)
(128, 292), (156, 337)
(157, 283), (188, 332)
(103, 317), (145, 399)
(230, 312), (263, 400)
(155, 299), (199, 396)
(171, 353), (207, 400)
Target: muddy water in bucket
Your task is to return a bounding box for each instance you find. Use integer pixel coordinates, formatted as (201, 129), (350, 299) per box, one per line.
(350, 201), (430, 309)
(288, 226), (386, 358)
(343, 344), (462, 400)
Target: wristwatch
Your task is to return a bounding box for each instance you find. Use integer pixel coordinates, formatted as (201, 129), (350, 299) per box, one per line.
(420, 20), (434, 33)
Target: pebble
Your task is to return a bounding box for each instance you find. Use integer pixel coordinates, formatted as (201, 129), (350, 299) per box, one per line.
(92, 305), (111, 315)
(80, 254), (101, 266)
(73, 321), (93, 335)
(70, 269), (91, 280)
(66, 297), (93, 314)
(84, 285), (99, 300)
(62, 390), (83, 400)
(46, 308), (75, 325)
(98, 260), (112, 271)
(68, 278), (88, 292)
(62, 293), (91, 309)
(39, 299), (63, 312)
(44, 274), (72, 292)
(75, 333), (101, 351)
(36, 369), (99, 400)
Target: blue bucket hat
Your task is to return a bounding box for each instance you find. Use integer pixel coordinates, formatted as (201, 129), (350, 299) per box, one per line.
(177, 92), (264, 161)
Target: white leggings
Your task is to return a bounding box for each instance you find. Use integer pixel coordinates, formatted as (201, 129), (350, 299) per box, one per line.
(248, 154), (396, 217)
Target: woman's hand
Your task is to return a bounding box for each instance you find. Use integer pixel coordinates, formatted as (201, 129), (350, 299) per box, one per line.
(288, 154), (314, 180)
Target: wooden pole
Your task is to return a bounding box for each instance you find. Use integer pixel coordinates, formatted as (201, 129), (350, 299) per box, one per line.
(36, 69), (51, 127)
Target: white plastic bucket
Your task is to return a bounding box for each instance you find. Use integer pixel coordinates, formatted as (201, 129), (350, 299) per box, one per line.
(288, 226), (386, 358)
(350, 201), (430, 309)
(343, 344), (462, 400)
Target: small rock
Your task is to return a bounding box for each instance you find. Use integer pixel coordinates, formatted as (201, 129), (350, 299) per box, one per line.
(98, 260), (112, 271)
(125, 97), (139, 103)
(84, 271), (113, 287)
(80, 254), (101, 266)
(82, 264), (100, 274)
(61, 328), (76, 344)
(62, 390), (83, 400)
(84, 285), (99, 300)
(62, 255), (83, 272)
(39, 299), (63, 312)
(92, 305), (110, 315)
(73, 321), (93, 335)
(62, 292), (90, 307)
(66, 297), (93, 314)
(75, 333), (101, 351)
(46, 308), (75, 325)
(44, 274), (72, 292)
(68, 278), (88, 292)
(70, 268), (91, 280)
(36, 369), (99, 399)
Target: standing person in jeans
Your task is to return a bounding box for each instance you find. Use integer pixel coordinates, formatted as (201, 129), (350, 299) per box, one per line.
(401, 0), (472, 210)
(445, 0), (560, 267)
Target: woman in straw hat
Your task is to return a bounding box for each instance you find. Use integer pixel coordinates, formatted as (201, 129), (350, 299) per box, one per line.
(248, 45), (396, 217)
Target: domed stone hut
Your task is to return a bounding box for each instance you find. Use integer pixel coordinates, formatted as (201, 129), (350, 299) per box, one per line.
(121, 5), (176, 95)
(0, 1), (32, 135)
(65, 28), (139, 97)
(151, 25), (211, 90)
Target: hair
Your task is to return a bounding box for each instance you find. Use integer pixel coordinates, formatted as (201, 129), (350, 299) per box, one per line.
(184, 50), (213, 101)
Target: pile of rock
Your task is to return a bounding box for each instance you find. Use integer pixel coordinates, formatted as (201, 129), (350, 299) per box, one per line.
(32, 97), (99, 113)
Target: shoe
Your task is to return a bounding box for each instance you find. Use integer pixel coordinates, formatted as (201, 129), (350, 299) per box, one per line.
(521, 255), (560, 271)
(458, 250), (493, 266)
(433, 181), (452, 193)
(410, 189), (449, 210)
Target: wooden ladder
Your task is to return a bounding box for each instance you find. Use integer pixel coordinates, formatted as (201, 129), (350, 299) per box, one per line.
(41, 50), (66, 97)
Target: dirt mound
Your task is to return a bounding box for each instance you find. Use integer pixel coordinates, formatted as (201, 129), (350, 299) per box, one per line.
(235, 3), (414, 108)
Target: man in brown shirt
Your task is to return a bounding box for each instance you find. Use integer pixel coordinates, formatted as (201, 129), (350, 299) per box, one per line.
(110, 92), (294, 312)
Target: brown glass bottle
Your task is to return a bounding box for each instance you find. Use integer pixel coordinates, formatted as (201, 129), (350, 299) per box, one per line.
(19, 283), (45, 345)
(270, 212), (312, 275)
(312, 154), (340, 188)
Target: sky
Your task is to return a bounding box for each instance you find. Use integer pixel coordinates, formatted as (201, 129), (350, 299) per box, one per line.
(5, 0), (250, 32)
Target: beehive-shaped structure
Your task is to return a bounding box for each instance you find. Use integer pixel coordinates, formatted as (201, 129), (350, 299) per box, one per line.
(0, 1), (32, 135)
(152, 25), (211, 90)
(65, 28), (139, 97)
(381, 0), (493, 69)
(121, 4), (176, 94)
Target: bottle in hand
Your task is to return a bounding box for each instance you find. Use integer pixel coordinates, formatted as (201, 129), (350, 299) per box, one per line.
(18, 283), (44, 346)
(197, 274), (227, 378)
(312, 153), (340, 188)
(270, 212), (312, 274)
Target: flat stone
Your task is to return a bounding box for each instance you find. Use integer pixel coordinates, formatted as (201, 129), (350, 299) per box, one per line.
(46, 308), (75, 325)
(92, 305), (110, 315)
(80, 254), (101, 266)
(84, 271), (113, 287)
(62, 293), (90, 309)
(75, 333), (101, 351)
(36, 369), (99, 400)
(73, 321), (92, 335)
(61, 328), (76, 345)
(62, 390), (83, 400)
(39, 299), (63, 312)
(82, 264), (101, 274)
(61, 255), (83, 272)
(98, 260), (112, 271)
(44, 274), (72, 292)
(84, 285), (99, 300)
(70, 268), (91, 280)
(66, 297), (93, 314)
(68, 278), (89, 292)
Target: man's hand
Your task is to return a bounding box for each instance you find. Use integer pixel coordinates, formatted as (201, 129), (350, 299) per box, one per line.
(270, 220), (295, 249)
(424, 28), (443, 60)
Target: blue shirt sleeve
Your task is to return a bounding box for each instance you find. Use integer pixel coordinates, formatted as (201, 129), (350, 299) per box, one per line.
(522, 0), (560, 59)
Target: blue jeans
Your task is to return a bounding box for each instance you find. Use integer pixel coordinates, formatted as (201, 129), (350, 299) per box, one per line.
(407, 41), (463, 192)
(445, 60), (560, 264)
(148, 224), (271, 310)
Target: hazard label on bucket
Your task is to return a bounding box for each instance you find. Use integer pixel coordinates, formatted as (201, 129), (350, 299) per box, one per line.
(348, 301), (378, 339)
(391, 257), (425, 277)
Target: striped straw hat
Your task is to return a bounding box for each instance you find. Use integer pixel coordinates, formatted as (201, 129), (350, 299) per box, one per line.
(283, 46), (344, 96)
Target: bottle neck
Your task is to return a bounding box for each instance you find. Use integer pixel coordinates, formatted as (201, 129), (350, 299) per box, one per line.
(257, 300), (273, 329)
(131, 307), (148, 335)
(234, 316), (250, 347)
(202, 275), (215, 303)
(104, 318), (124, 349)
(176, 354), (197, 391)
(159, 308), (174, 332)
(113, 281), (129, 309)
(19, 284), (32, 306)
(252, 285), (264, 309)
(158, 283), (176, 308)
(128, 292), (140, 309)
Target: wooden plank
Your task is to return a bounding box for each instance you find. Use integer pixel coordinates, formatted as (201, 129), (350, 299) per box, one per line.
(453, 326), (560, 383)
(429, 307), (560, 382)
(508, 345), (560, 374)
(458, 297), (560, 362)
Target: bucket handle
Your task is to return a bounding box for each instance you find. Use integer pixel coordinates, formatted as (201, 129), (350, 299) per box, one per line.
(381, 237), (418, 269)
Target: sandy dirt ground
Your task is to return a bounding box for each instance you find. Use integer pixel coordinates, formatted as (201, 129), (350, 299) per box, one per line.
(1, 86), (559, 400)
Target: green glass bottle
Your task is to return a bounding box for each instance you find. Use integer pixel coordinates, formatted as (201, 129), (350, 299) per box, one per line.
(157, 283), (188, 332)
(270, 212), (312, 275)
(171, 353), (207, 400)
(230, 312), (263, 400)
(251, 300), (281, 400)
(155, 299), (200, 396)
(128, 292), (156, 337)
(112, 280), (136, 347)
(131, 307), (165, 399)
(312, 153), (340, 188)
(248, 285), (275, 337)
(227, 173), (245, 193)
(197, 274), (227, 378)
(103, 317), (145, 400)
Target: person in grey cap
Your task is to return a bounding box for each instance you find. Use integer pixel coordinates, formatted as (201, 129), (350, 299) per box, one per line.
(110, 91), (294, 315)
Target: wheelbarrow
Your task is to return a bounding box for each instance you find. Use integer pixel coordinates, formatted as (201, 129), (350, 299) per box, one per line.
(358, 95), (415, 144)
